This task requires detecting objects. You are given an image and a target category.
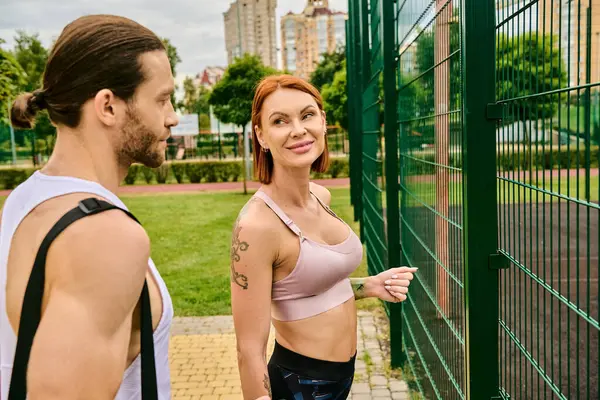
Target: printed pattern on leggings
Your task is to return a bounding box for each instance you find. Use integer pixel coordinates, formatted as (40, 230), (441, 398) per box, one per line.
(274, 367), (353, 400)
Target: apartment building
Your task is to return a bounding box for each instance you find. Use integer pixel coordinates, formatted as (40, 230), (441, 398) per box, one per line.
(223, 0), (278, 68)
(281, 0), (347, 80)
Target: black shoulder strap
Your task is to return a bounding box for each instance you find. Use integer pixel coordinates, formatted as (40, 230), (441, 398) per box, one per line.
(8, 198), (158, 400)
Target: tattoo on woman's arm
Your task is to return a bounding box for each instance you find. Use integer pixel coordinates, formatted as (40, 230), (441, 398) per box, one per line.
(229, 198), (259, 290)
(230, 222), (249, 289)
(351, 278), (367, 300)
(263, 374), (272, 398)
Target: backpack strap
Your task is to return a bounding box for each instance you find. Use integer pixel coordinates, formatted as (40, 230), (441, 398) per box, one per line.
(8, 197), (158, 400)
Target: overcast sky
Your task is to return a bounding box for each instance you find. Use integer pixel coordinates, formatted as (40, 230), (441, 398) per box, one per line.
(0, 0), (348, 88)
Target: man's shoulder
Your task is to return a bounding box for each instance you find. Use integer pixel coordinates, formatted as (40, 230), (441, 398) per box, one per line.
(44, 194), (150, 278)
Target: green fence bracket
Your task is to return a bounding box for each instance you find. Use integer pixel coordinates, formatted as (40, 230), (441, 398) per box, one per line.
(488, 252), (510, 270)
(485, 103), (506, 121)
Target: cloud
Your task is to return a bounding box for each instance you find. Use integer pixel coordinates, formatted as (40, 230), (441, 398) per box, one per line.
(0, 0), (348, 87)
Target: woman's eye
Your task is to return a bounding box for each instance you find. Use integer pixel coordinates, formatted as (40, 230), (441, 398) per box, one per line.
(274, 119), (285, 125)
(303, 113), (314, 120)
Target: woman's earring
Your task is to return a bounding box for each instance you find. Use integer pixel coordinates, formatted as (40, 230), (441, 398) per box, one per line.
(261, 147), (270, 153)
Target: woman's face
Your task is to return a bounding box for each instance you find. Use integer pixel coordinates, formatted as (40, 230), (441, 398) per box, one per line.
(255, 88), (326, 171)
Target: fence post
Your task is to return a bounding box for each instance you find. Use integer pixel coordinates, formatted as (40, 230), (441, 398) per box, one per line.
(461, 0), (500, 398)
(381, 0), (403, 368)
(347, 0), (363, 231)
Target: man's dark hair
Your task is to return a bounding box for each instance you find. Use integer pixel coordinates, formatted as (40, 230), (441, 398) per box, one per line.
(10, 14), (165, 129)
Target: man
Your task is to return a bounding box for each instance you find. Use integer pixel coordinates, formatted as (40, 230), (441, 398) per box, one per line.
(0, 15), (178, 399)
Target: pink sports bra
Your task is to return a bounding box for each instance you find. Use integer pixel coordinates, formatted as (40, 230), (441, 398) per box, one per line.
(253, 190), (363, 321)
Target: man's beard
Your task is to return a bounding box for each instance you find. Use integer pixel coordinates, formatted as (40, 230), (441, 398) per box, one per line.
(118, 106), (166, 169)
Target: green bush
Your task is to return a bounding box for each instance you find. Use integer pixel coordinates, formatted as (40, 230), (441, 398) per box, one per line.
(124, 165), (141, 185)
(141, 166), (154, 184)
(403, 145), (599, 175)
(171, 163), (186, 183)
(186, 163), (205, 183)
(154, 164), (170, 184)
(230, 163), (242, 182)
(203, 162), (218, 183)
(329, 158), (349, 178)
(0, 168), (37, 189)
(3, 146), (598, 191)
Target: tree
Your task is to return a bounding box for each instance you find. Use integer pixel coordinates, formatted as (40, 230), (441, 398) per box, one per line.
(161, 38), (181, 106)
(182, 76), (210, 115)
(181, 76), (211, 132)
(209, 54), (277, 193)
(322, 60), (348, 130)
(310, 46), (346, 90)
(14, 31), (48, 92)
(12, 31), (54, 164)
(413, 19), (461, 119)
(0, 47), (26, 124)
(199, 113), (210, 130)
(496, 32), (567, 127)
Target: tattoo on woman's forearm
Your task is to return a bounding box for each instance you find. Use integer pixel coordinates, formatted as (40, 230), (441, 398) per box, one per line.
(351, 278), (367, 299)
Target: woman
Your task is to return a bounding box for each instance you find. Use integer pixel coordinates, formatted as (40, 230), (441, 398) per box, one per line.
(230, 75), (417, 400)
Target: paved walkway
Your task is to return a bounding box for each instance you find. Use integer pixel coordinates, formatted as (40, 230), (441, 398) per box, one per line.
(168, 311), (409, 400)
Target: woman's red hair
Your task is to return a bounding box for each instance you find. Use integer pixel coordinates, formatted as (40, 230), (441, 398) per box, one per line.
(251, 74), (330, 184)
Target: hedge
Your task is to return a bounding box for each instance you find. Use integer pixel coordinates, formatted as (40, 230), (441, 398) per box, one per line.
(0, 158), (350, 190)
(0, 168), (38, 190)
(402, 145), (599, 175)
(1, 146), (597, 190)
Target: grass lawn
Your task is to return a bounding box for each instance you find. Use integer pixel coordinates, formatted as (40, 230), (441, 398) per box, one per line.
(0, 187), (377, 316)
(122, 187), (377, 316)
(1, 172), (596, 316)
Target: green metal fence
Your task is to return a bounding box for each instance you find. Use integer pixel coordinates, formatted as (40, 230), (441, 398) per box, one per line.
(346, 0), (598, 399)
(496, 1), (599, 399)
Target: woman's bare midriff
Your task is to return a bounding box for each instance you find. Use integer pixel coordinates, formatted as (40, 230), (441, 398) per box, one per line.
(271, 297), (358, 362)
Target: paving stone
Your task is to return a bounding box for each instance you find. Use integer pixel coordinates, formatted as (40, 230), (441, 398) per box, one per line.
(372, 388), (391, 396)
(365, 341), (380, 350)
(392, 392), (409, 400)
(169, 313), (411, 400)
(372, 385), (389, 390)
(371, 375), (388, 386)
(390, 380), (408, 392)
(351, 383), (371, 394)
(352, 395), (373, 400)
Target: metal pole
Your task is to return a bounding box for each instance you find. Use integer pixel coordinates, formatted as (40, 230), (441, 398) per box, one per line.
(435, 0), (450, 317)
(243, 126), (250, 180)
(381, 0), (403, 367)
(462, 0), (500, 398)
(218, 119), (223, 160)
(8, 100), (17, 165)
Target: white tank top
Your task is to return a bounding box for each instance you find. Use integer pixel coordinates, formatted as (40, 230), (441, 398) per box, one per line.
(0, 171), (173, 399)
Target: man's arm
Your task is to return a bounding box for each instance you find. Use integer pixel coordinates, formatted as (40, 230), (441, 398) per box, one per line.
(26, 209), (150, 400)
(230, 200), (277, 399)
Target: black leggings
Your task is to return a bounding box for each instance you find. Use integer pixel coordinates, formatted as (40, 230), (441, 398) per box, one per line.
(267, 341), (356, 400)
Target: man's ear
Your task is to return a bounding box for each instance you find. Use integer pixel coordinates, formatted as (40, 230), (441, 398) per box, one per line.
(93, 89), (119, 127)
